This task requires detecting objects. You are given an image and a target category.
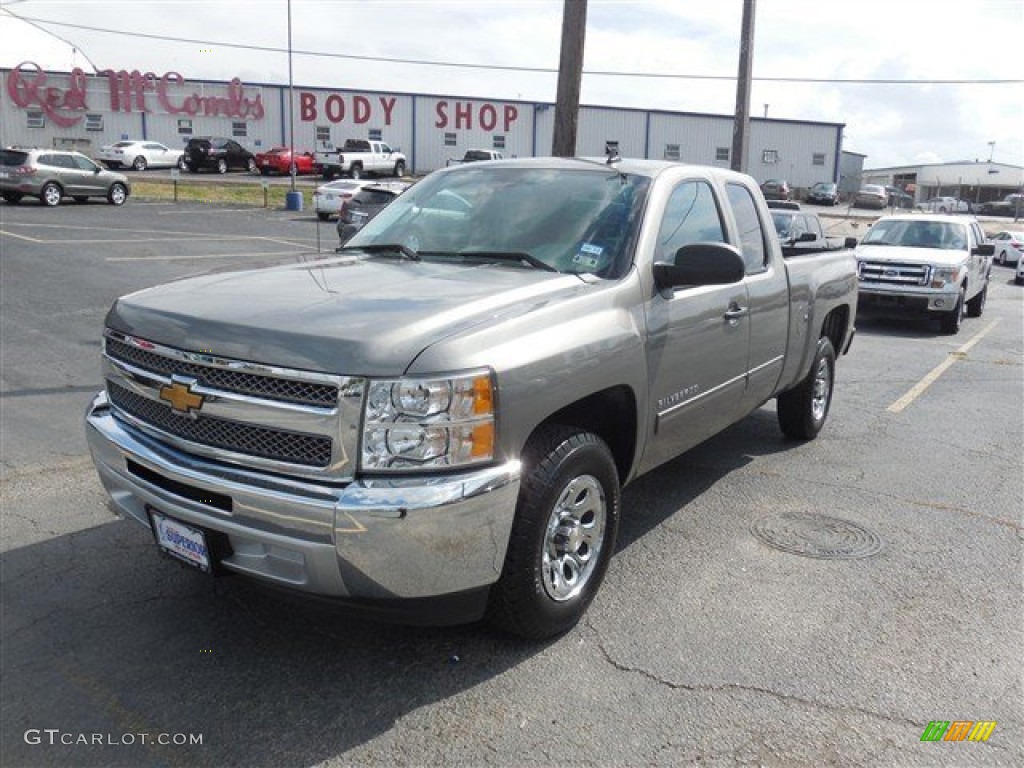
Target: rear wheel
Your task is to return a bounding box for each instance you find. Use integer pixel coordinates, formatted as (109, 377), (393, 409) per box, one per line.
(777, 337), (836, 440)
(2, 192), (23, 204)
(132, 155), (147, 171)
(216, 159), (228, 174)
(349, 165), (362, 180)
(939, 286), (965, 335)
(177, 157), (188, 171)
(966, 282), (987, 318)
(997, 250), (1007, 266)
(40, 182), (62, 207)
(394, 160), (405, 177)
(247, 157), (258, 173)
(107, 182), (128, 206)
(486, 425), (620, 640)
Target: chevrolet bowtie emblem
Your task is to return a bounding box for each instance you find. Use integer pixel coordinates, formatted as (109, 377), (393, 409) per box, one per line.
(159, 380), (204, 415)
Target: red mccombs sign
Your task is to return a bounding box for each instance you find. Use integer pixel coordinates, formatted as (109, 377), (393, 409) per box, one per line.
(5, 62), (265, 128)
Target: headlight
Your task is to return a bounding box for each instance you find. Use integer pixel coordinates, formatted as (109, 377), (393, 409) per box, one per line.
(930, 266), (962, 288)
(361, 370), (495, 472)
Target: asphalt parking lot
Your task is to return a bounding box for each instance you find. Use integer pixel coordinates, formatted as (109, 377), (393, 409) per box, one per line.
(1, 197), (1022, 768)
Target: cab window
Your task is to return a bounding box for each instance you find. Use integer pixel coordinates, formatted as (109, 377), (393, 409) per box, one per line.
(656, 181), (726, 264)
(725, 183), (768, 272)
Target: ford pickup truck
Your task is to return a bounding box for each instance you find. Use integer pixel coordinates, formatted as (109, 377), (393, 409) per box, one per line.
(855, 212), (993, 334)
(85, 158), (857, 639)
(315, 139), (406, 180)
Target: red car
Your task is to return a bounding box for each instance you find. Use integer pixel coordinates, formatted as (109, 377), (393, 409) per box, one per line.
(254, 147), (319, 176)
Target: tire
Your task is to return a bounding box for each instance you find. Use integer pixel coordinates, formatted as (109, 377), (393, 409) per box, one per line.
(939, 286), (965, 335)
(777, 336), (836, 440)
(486, 426), (620, 640)
(177, 157), (188, 171)
(216, 159), (228, 174)
(316, 212), (330, 221)
(394, 160), (405, 177)
(247, 157), (258, 173)
(132, 155), (147, 171)
(349, 165), (362, 180)
(107, 182), (128, 206)
(2, 192), (23, 204)
(997, 250), (1007, 266)
(966, 282), (987, 318)
(40, 182), (62, 207)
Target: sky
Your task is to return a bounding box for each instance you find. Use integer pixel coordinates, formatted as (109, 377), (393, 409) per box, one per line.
(1, 0), (1022, 170)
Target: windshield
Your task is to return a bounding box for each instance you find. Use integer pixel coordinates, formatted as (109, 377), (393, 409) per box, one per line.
(862, 219), (968, 250)
(346, 166), (651, 278)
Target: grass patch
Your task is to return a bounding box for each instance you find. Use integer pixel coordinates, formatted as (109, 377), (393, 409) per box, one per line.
(131, 179), (314, 209)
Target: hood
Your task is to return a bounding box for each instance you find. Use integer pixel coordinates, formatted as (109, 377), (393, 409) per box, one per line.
(106, 255), (590, 375)
(854, 244), (967, 267)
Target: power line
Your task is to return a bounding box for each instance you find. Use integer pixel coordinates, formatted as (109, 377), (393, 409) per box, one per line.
(3, 12), (1022, 85)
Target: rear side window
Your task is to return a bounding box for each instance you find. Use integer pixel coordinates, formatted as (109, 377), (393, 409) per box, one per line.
(656, 181), (726, 264)
(0, 150), (28, 166)
(726, 183), (768, 273)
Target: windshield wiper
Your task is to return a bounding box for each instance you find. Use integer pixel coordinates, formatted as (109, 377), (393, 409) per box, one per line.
(337, 243), (420, 262)
(420, 250), (558, 272)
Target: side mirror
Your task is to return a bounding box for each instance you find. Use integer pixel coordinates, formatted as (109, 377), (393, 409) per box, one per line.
(973, 243), (994, 256)
(653, 242), (746, 295)
(844, 237), (858, 249)
(797, 232), (817, 243)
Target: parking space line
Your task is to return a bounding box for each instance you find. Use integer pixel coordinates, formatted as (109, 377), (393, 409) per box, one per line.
(887, 320), (1000, 413)
(106, 250), (322, 262)
(0, 229), (44, 242)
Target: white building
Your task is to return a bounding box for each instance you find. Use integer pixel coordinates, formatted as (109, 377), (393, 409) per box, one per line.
(863, 161), (1024, 206)
(2, 63), (844, 189)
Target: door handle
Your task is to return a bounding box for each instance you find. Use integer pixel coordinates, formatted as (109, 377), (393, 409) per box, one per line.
(724, 304), (749, 323)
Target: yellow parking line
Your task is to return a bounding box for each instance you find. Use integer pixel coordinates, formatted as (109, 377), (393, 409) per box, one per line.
(887, 320), (1000, 413)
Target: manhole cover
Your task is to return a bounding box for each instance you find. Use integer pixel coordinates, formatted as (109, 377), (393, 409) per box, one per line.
(751, 512), (882, 560)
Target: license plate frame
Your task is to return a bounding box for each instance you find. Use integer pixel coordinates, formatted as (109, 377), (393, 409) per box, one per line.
(148, 506), (212, 573)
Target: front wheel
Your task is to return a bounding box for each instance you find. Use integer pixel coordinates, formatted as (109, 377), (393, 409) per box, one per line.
(177, 157), (188, 171)
(107, 182), (128, 206)
(216, 159), (228, 174)
(487, 426), (620, 640)
(966, 282), (987, 318)
(939, 287), (965, 335)
(777, 336), (836, 440)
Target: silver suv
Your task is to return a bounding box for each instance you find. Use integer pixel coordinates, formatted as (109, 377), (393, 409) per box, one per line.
(1, 148), (131, 207)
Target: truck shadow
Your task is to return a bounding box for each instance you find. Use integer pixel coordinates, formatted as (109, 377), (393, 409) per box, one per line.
(854, 311), (943, 338)
(2, 410), (788, 768)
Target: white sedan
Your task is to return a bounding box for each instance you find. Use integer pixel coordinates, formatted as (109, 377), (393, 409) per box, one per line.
(920, 196), (970, 214)
(991, 230), (1024, 266)
(312, 179), (410, 220)
(98, 141), (185, 171)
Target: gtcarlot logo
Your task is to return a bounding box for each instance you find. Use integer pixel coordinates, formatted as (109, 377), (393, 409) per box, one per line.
(24, 729), (203, 746)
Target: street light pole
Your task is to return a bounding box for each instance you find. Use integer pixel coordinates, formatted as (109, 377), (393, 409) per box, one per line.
(287, 0), (296, 194)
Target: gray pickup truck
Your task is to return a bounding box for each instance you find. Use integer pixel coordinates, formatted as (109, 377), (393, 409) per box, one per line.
(85, 158), (857, 639)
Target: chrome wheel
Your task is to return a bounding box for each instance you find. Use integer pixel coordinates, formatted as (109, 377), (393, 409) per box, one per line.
(132, 156), (147, 171)
(108, 183), (127, 206)
(811, 355), (832, 423)
(41, 182), (62, 206)
(542, 474), (606, 602)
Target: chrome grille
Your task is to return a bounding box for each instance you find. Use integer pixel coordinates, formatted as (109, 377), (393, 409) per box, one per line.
(858, 261), (930, 286)
(105, 337), (338, 407)
(108, 382), (332, 467)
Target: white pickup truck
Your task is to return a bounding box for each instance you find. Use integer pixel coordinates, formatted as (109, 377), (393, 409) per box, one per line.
(446, 149), (504, 166)
(316, 139), (406, 180)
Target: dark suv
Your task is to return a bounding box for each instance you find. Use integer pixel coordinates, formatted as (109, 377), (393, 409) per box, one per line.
(335, 184), (407, 246)
(183, 138), (257, 174)
(1, 148), (130, 206)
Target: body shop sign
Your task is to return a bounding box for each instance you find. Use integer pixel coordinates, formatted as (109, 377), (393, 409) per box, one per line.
(299, 91), (519, 132)
(5, 62), (265, 127)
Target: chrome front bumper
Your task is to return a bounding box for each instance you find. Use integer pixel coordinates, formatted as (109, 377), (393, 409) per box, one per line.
(857, 282), (960, 312)
(85, 392), (520, 607)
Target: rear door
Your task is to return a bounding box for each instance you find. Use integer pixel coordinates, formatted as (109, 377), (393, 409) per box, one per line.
(641, 177), (751, 471)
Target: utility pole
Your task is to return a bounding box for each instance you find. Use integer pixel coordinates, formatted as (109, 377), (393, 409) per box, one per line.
(552, 0), (587, 157)
(731, 0), (756, 173)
